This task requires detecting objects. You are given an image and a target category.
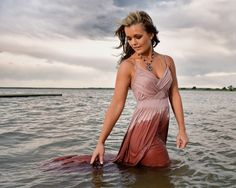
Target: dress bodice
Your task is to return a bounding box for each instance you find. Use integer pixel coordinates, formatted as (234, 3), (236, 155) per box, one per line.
(131, 63), (173, 102)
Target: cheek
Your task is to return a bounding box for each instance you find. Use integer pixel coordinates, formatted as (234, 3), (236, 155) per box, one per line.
(140, 38), (151, 47)
(127, 41), (132, 46)
(141, 37), (151, 45)
(139, 38), (146, 45)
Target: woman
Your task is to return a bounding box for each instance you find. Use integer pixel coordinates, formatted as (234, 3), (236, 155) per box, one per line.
(90, 11), (188, 167)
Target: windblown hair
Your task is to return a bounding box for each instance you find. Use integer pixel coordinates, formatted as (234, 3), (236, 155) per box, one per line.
(115, 11), (160, 63)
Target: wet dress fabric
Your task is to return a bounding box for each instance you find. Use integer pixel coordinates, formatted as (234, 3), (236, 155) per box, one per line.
(114, 56), (173, 167)
(41, 56), (173, 171)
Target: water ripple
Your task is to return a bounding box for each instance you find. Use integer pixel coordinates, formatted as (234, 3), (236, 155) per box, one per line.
(0, 89), (235, 187)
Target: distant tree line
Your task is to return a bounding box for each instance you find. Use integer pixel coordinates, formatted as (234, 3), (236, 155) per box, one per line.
(189, 85), (235, 91)
(222, 85), (235, 91)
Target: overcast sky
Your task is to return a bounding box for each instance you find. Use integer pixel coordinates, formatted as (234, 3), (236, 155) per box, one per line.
(0, 0), (235, 88)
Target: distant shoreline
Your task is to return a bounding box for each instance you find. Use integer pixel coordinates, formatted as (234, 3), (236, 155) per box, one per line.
(180, 87), (235, 91)
(0, 87), (114, 90)
(0, 87), (235, 91)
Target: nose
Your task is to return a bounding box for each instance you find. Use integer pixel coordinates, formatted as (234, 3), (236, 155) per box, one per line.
(131, 38), (138, 47)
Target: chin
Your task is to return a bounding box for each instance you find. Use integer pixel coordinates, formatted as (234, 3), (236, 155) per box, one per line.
(134, 48), (144, 54)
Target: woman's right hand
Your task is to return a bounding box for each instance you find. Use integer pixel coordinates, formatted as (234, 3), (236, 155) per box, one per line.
(90, 143), (105, 165)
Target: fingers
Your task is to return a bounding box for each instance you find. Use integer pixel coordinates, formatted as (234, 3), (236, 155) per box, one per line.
(90, 152), (97, 164)
(90, 152), (104, 166)
(181, 139), (188, 148)
(179, 140), (186, 149)
(176, 131), (189, 149)
(182, 139), (188, 148)
(99, 153), (104, 165)
(176, 138), (181, 148)
(176, 137), (188, 149)
(90, 144), (105, 165)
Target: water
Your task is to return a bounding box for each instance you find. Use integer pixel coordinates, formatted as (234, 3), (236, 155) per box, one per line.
(0, 88), (235, 188)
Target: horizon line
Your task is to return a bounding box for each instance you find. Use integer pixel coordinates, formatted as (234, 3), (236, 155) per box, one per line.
(0, 86), (232, 90)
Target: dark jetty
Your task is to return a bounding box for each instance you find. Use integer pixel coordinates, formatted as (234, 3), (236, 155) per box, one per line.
(0, 94), (62, 98)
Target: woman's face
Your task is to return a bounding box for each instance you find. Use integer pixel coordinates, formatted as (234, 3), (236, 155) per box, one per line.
(124, 23), (153, 55)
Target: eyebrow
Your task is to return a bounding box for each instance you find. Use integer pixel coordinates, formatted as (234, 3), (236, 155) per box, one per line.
(126, 34), (142, 38)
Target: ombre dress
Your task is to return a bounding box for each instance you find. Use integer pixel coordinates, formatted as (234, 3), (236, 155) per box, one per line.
(41, 56), (173, 172)
(114, 56), (173, 167)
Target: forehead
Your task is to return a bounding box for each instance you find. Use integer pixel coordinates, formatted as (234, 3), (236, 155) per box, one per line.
(124, 23), (146, 36)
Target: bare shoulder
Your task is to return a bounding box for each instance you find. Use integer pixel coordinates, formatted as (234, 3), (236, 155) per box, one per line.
(161, 54), (175, 68)
(118, 57), (135, 74)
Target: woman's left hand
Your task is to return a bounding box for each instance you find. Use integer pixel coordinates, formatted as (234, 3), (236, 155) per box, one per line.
(176, 130), (189, 149)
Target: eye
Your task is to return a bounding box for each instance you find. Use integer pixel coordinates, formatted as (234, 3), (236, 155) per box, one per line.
(126, 37), (131, 41)
(135, 35), (142, 39)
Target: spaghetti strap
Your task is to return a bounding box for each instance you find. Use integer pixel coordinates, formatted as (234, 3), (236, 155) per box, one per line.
(163, 55), (168, 70)
(114, 54), (173, 167)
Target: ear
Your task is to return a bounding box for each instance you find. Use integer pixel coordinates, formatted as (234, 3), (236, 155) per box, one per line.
(150, 33), (154, 40)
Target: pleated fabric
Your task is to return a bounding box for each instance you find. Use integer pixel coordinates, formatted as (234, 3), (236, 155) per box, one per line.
(114, 57), (173, 167)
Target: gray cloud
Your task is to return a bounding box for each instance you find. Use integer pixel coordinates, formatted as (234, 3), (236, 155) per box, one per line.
(153, 0), (236, 51)
(176, 54), (236, 77)
(0, 38), (117, 72)
(113, 0), (149, 8)
(0, 0), (235, 87)
(0, 60), (95, 81)
(0, 0), (191, 39)
(0, 0), (124, 39)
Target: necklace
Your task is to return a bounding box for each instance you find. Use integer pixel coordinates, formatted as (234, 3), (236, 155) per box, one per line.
(139, 51), (155, 71)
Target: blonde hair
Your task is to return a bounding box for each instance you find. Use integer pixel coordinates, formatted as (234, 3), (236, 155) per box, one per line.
(115, 11), (159, 63)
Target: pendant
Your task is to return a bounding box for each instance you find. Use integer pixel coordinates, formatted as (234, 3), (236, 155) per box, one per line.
(146, 63), (153, 71)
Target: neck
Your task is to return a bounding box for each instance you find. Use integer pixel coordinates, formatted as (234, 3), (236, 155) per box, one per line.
(139, 48), (154, 58)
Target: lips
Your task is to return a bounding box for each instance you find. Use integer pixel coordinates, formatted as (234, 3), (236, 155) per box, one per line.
(133, 46), (141, 50)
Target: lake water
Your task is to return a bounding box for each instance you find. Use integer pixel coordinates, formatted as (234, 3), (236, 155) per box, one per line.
(0, 88), (235, 188)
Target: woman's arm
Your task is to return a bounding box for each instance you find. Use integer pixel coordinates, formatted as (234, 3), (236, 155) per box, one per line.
(166, 56), (189, 149)
(90, 61), (132, 164)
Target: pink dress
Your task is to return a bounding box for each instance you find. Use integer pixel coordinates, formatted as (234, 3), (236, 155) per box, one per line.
(114, 56), (173, 167)
(41, 56), (173, 171)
